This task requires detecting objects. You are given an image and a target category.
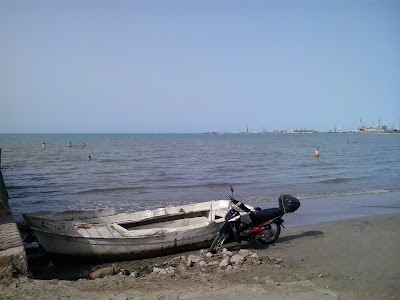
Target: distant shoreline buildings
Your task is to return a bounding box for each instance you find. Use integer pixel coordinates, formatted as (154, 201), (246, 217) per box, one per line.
(356, 118), (399, 134)
(204, 119), (400, 135)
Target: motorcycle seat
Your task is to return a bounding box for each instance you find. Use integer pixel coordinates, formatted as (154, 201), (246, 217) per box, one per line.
(250, 208), (283, 225)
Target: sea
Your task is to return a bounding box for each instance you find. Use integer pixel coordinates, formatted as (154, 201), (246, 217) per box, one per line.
(1, 133), (400, 226)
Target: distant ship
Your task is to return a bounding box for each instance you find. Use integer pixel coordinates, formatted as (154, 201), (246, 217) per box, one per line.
(292, 129), (319, 133)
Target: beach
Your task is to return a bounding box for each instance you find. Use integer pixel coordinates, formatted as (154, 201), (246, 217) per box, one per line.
(1, 213), (399, 300)
(1, 133), (399, 300)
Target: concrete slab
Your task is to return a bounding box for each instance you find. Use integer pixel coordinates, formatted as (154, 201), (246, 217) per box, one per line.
(0, 209), (28, 278)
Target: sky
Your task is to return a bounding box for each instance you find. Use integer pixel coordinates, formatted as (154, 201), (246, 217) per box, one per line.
(1, 0), (399, 133)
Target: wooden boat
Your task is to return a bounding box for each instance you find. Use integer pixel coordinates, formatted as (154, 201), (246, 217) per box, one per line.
(23, 200), (247, 262)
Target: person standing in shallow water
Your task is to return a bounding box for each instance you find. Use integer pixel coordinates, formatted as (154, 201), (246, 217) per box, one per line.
(314, 147), (320, 157)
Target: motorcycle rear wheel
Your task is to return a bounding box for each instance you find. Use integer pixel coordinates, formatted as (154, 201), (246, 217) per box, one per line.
(257, 221), (281, 244)
(209, 232), (229, 253)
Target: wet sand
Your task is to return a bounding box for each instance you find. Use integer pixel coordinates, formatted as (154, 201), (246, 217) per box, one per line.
(1, 213), (399, 300)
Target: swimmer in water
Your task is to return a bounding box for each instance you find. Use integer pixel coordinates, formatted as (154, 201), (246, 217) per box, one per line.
(42, 142), (47, 148)
(88, 155), (92, 160)
(314, 147), (320, 157)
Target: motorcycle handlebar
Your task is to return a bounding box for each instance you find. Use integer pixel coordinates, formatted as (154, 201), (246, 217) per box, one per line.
(228, 195), (262, 213)
(228, 195), (238, 204)
(228, 196), (251, 213)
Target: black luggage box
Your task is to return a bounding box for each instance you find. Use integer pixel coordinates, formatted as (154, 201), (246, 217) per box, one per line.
(279, 195), (300, 213)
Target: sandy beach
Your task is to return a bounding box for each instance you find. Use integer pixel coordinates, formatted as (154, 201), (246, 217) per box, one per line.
(1, 213), (399, 300)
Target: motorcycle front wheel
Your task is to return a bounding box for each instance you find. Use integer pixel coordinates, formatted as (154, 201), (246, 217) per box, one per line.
(209, 232), (229, 253)
(257, 221), (281, 244)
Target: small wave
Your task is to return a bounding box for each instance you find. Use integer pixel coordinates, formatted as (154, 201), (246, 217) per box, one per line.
(319, 178), (350, 184)
(240, 195), (277, 203)
(78, 186), (148, 195)
(296, 189), (393, 200)
(162, 182), (232, 190)
(29, 200), (46, 205)
(205, 182), (233, 189)
(363, 205), (400, 209)
(6, 185), (37, 190)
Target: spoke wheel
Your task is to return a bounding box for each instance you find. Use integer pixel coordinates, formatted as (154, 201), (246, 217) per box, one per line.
(257, 221), (281, 245)
(209, 232), (229, 253)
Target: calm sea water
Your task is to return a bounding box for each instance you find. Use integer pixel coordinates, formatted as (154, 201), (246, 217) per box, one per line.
(1, 133), (399, 224)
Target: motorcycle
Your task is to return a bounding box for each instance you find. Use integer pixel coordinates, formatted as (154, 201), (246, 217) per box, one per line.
(209, 187), (300, 253)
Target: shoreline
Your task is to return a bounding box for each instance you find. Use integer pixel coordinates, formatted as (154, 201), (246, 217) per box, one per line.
(1, 213), (399, 299)
(250, 190), (400, 230)
(260, 190), (400, 226)
(14, 189), (400, 229)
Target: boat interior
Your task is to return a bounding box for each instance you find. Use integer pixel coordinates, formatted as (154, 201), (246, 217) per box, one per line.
(118, 210), (226, 231)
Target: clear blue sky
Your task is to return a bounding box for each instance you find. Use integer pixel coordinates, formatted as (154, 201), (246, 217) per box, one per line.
(1, 0), (399, 133)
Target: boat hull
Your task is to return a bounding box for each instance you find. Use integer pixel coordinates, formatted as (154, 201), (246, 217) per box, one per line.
(24, 200), (235, 262)
(32, 227), (219, 263)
